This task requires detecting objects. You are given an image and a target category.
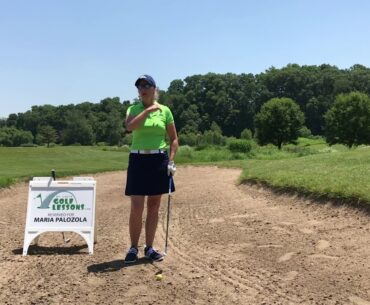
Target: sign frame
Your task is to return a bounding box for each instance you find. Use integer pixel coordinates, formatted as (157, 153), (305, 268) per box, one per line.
(23, 177), (96, 255)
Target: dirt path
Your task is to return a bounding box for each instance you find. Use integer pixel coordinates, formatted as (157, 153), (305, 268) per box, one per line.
(0, 166), (370, 305)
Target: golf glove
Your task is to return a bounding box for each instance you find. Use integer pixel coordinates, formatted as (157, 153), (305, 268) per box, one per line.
(167, 161), (176, 176)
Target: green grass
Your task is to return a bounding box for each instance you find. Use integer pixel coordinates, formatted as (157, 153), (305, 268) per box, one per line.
(0, 146), (129, 187)
(0, 145), (248, 188)
(239, 146), (370, 204)
(1, 142), (370, 206)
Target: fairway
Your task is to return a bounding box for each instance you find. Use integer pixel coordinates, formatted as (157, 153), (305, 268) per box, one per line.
(1, 167), (369, 304)
(0, 146), (129, 187)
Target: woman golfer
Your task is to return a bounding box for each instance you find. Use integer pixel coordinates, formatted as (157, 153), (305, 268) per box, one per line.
(124, 74), (178, 264)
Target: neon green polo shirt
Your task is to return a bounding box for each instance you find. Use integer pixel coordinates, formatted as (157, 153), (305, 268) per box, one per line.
(126, 102), (174, 150)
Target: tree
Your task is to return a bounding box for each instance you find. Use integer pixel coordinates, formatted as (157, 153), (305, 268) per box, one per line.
(91, 99), (125, 145)
(305, 97), (325, 135)
(254, 97), (305, 149)
(177, 72), (257, 136)
(104, 110), (124, 145)
(61, 111), (94, 145)
(178, 104), (201, 133)
(0, 118), (6, 128)
(5, 64), (370, 143)
(324, 92), (370, 147)
(167, 79), (185, 94)
(6, 114), (18, 127)
(348, 65), (370, 95)
(36, 125), (58, 147)
(23, 105), (58, 136)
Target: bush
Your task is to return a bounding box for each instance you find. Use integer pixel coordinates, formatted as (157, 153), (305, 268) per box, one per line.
(203, 130), (226, 146)
(227, 139), (252, 153)
(179, 132), (198, 146)
(177, 145), (193, 158)
(180, 131), (227, 147)
(122, 134), (132, 146)
(240, 128), (253, 140)
(298, 126), (312, 138)
(0, 127), (34, 146)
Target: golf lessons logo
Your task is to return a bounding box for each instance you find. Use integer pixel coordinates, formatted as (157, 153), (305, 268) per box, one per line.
(35, 191), (85, 211)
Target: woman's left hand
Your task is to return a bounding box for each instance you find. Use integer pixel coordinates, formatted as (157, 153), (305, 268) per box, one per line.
(167, 161), (176, 176)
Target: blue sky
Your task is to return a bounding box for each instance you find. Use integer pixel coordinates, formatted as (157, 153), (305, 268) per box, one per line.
(1, 0), (370, 117)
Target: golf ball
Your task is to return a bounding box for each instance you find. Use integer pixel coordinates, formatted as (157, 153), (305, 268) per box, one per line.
(155, 274), (163, 281)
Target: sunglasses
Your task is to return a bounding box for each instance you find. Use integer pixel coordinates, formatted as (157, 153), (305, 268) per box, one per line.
(136, 84), (153, 90)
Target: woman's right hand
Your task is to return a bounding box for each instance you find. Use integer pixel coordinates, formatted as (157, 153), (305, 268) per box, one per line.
(145, 104), (162, 114)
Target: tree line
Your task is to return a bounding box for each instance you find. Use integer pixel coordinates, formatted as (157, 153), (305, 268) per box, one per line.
(0, 98), (131, 147)
(1, 63), (370, 148)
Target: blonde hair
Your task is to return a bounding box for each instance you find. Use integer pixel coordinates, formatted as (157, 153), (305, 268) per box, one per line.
(154, 87), (159, 101)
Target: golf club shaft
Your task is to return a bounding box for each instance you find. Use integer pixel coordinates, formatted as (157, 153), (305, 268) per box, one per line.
(164, 175), (172, 254)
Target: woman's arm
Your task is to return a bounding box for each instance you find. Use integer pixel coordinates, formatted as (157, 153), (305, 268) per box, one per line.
(166, 123), (179, 161)
(125, 104), (161, 131)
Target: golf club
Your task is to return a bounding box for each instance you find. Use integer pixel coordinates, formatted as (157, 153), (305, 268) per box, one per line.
(51, 169), (71, 244)
(163, 175), (172, 256)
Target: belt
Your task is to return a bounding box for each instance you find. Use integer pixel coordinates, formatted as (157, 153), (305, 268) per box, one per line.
(130, 149), (166, 154)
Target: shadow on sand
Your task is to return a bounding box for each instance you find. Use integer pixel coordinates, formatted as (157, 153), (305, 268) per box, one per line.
(87, 258), (152, 273)
(12, 244), (89, 255)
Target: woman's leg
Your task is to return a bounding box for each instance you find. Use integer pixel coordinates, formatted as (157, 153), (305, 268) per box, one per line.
(145, 195), (162, 247)
(129, 195), (145, 247)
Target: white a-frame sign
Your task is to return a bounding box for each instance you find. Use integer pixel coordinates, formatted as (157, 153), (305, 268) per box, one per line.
(23, 177), (96, 255)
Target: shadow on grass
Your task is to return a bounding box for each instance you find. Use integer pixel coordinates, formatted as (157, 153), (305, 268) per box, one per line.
(13, 244), (88, 255)
(87, 257), (152, 273)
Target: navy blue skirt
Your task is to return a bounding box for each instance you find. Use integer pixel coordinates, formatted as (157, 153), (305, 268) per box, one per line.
(125, 152), (175, 196)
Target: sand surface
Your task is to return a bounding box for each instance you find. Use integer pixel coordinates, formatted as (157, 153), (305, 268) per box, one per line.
(1, 166), (370, 305)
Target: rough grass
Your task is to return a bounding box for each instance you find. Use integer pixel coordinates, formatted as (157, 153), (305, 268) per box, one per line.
(238, 147), (370, 204)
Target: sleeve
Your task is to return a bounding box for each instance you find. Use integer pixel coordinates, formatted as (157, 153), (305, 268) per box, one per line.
(165, 107), (174, 125)
(127, 105), (140, 117)
(126, 105), (133, 117)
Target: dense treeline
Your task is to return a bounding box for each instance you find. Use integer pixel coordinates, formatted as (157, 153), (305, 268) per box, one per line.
(1, 63), (370, 147)
(0, 97), (131, 146)
(161, 63), (370, 137)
